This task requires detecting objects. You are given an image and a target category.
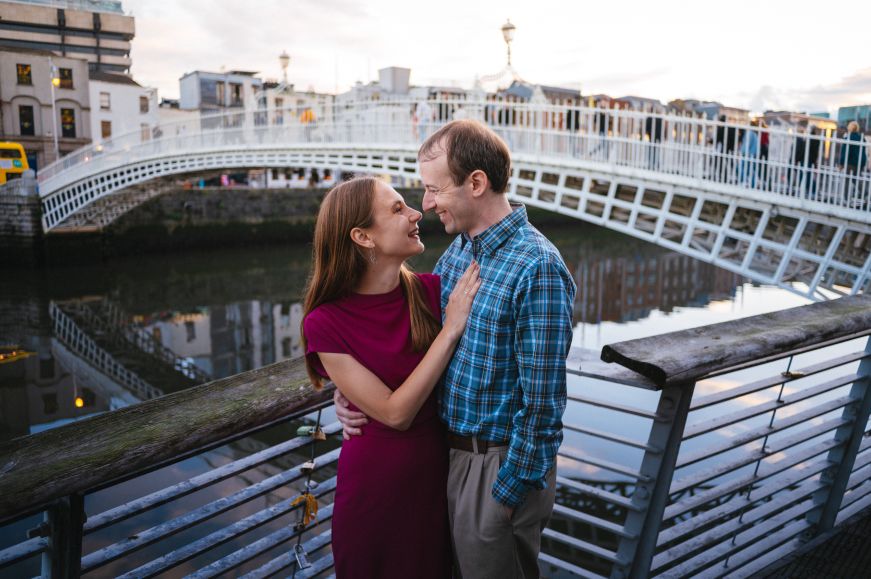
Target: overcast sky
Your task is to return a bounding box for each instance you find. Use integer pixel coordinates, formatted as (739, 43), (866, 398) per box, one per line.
(124, 0), (871, 114)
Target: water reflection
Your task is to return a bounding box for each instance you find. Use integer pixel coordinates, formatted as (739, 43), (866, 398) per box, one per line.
(0, 225), (759, 440)
(1, 223), (823, 577)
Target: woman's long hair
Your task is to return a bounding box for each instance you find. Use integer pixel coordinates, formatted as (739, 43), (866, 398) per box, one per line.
(301, 177), (441, 388)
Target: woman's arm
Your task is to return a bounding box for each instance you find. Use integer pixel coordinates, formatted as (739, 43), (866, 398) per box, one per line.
(320, 262), (480, 431)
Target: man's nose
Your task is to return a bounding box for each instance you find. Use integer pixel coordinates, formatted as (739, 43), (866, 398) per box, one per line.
(422, 191), (435, 212)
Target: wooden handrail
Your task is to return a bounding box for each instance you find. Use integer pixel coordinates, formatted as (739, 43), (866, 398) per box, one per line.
(601, 295), (871, 388)
(0, 356), (332, 523)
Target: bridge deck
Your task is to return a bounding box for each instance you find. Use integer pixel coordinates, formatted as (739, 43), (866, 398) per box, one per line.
(757, 504), (871, 578)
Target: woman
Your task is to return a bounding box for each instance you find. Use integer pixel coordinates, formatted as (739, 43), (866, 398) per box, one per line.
(301, 176), (480, 578)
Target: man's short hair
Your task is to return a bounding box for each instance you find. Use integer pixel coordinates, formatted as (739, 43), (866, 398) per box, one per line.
(418, 120), (511, 194)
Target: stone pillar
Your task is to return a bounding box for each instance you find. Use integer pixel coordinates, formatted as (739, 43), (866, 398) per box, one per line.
(0, 170), (44, 267)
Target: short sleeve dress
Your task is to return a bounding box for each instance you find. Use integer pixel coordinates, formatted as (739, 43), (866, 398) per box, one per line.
(304, 274), (450, 578)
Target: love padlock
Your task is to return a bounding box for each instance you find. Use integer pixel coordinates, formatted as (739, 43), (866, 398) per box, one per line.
(294, 543), (312, 569)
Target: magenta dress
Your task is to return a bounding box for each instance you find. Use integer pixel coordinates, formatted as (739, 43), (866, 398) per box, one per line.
(303, 274), (450, 579)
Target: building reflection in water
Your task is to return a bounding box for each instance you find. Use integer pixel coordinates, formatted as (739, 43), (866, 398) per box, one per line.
(573, 252), (741, 324)
(0, 244), (743, 441)
(0, 335), (137, 441)
(142, 300), (303, 380)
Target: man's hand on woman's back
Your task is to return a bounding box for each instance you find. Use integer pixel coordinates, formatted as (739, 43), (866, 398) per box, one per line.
(334, 389), (369, 439)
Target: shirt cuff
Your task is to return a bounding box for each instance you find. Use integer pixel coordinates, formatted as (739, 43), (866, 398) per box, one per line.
(492, 469), (528, 508)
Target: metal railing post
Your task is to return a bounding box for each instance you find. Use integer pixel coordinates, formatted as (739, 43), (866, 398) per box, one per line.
(611, 382), (695, 579)
(41, 493), (85, 578)
(806, 335), (871, 534)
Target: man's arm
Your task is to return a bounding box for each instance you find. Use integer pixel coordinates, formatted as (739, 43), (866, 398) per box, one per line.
(492, 257), (576, 508)
(334, 389), (369, 439)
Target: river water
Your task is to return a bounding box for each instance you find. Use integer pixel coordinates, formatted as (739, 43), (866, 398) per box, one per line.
(0, 218), (814, 576)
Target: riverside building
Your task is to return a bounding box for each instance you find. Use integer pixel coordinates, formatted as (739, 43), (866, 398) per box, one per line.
(0, 1), (157, 169)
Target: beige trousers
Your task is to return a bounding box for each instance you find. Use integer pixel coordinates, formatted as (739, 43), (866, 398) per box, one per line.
(446, 446), (556, 579)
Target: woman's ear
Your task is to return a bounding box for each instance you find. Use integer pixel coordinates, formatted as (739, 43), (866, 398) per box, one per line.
(350, 227), (375, 249)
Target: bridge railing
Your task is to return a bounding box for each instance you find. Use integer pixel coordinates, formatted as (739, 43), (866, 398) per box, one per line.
(37, 97), (871, 212)
(1, 295), (870, 578)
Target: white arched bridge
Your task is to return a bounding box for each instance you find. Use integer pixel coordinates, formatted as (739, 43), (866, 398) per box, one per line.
(36, 97), (871, 300)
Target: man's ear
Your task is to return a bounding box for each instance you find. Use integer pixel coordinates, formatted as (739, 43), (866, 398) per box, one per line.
(468, 169), (490, 198)
(350, 227), (375, 249)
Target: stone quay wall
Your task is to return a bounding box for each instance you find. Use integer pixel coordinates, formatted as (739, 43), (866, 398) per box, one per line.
(0, 172), (43, 266)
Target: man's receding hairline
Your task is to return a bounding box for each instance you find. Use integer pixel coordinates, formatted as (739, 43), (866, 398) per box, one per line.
(418, 137), (449, 163)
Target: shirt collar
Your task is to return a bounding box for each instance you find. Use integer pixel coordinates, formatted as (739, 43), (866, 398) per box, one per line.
(460, 203), (527, 256)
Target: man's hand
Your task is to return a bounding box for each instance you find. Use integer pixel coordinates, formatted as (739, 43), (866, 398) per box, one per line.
(333, 389), (368, 440)
(503, 504), (514, 522)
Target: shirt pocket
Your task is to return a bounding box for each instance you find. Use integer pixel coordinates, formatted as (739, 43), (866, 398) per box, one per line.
(469, 291), (515, 367)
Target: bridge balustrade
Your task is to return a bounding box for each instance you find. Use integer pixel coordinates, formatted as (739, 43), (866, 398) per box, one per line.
(38, 97), (871, 216)
(2, 295), (870, 578)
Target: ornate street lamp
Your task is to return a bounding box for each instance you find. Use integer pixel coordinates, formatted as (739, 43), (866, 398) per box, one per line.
(49, 57), (60, 161)
(501, 19), (516, 67)
(279, 50), (290, 85)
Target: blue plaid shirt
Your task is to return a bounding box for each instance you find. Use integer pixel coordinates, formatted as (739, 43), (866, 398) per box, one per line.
(435, 204), (576, 507)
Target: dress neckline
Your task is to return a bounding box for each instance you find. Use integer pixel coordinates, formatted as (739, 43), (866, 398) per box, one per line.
(347, 282), (404, 306)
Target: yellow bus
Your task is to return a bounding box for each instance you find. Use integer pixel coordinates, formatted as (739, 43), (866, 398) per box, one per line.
(0, 142), (30, 185)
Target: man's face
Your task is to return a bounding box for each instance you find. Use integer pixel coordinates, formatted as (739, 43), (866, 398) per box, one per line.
(420, 152), (473, 236)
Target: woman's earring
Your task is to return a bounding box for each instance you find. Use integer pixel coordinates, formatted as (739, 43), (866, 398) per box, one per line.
(368, 249), (377, 264)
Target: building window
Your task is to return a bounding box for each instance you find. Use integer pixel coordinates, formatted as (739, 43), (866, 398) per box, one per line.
(42, 393), (58, 415)
(139, 95), (149, 113)
(58, 67), (73, 89)
(230, 83), (243, 106)
(81, 387), (96, 408)
(216, 82), (225, 106)
(19, 105), (35, 136)
(140, 123), (150, 141)
(100, 92), (111, 110)
(101, 120), (112, 139)
(17, 64), (32, 85)
(274, 97), (284, 124)
(39, 358), (55, 379)
(185, 321), (196, 342)
(60, 108), (76, 138)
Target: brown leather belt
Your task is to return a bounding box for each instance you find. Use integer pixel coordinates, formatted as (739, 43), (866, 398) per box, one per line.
(446, 432), (509, 454)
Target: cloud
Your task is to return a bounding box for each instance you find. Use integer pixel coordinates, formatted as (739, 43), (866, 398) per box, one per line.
(731, 68), (871, 114)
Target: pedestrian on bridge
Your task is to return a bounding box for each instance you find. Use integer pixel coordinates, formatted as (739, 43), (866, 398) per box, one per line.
(416, 98), (434, 143)
(839, 121), (868, 176)
(738, 120), (760, 188)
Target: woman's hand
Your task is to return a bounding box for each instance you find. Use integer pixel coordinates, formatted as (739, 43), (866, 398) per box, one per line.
(443, 261), (481, 341)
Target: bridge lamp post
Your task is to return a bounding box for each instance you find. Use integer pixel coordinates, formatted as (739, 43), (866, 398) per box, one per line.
(501, 19), (516, 67)
(279, 50), (290, 85)
(48, 57), (61, 162)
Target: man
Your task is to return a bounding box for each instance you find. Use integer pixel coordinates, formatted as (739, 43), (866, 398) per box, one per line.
(335, 120), (576, 578)
(416, 98), (434, 143)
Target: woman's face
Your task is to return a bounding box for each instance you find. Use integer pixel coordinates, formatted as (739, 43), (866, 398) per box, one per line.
(365, 181), (424, 260)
